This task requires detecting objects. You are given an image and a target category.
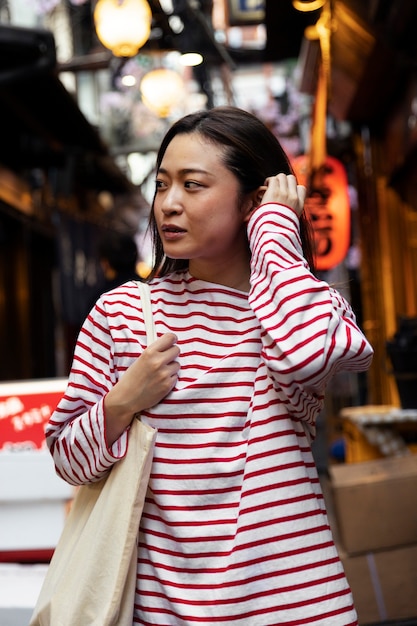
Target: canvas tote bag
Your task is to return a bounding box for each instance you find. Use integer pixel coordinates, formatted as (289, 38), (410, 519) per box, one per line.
(30, 281), (157, 626)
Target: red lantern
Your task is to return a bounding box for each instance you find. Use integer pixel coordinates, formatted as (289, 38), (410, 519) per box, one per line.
(292, 154), (350, 271)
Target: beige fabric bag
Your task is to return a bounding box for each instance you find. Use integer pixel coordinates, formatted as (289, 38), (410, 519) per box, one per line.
(30, 281), (157, 626)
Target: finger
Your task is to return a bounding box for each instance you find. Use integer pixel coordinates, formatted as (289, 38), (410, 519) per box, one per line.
(274, 174), (299, 191)
(286, 174), (300, 190)
(154, 332), (178, 350)
(276, 173), (290, 186)
(168, 360), (180, 376)
(297, 184), (307, 206)
(166, 344), (180, 363)
(280, 174), (299, 203)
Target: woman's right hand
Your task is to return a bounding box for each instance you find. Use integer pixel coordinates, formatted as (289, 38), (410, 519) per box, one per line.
(104, 332), (180, 446)
(259, 173), (306, 216)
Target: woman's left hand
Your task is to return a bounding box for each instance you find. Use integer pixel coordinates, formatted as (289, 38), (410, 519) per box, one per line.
(258, 173), (306, 216)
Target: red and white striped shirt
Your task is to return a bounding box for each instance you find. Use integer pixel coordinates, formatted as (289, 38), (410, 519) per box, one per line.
(47, 203), (373, 625)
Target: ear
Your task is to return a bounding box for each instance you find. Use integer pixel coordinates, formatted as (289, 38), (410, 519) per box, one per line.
(242, 186), (266, 223)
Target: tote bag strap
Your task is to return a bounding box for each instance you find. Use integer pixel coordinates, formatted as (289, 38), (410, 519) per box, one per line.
(136, 281), (157, 344)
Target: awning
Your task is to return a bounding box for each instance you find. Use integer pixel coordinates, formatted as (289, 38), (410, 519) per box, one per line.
(0, 24), (133, 196)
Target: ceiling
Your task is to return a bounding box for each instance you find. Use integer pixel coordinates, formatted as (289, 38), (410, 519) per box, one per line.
(2, 0), (417, 199)
(330, 0), (417, 124)
(142, 0), (417, 128)
(0, 24), (133, 196)
(292, 0), (417, 125)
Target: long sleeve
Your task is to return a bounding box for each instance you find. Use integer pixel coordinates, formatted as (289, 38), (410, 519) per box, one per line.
(45, 284), (145, 485)
(247, 202), (373, 427)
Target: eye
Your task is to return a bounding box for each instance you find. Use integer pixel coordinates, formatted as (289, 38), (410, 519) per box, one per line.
(184, 180), (202, 189)
(155, 179), (167, 191)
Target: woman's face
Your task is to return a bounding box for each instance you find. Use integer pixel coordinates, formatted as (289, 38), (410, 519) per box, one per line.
(154, 132), (253, 277)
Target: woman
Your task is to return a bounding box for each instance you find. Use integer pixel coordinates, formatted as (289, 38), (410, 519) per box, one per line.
(47, 106), (373, 625)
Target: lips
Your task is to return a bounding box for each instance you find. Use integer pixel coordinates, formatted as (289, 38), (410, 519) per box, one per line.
(161, 224), (186, 241)
(161, 224), (186, 234)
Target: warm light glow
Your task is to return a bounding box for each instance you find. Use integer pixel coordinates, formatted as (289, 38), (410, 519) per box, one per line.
(180, 52), (204, 67)
(292, 0), (325, 11)
(292, 155), (351, 271)
(121, 74), (137, 86)
(94, 0), (152, 57)
(140, 69), (185, 117)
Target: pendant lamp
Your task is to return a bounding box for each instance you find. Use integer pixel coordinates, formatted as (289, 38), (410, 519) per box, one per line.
(140, 68), (185, 117)
(292, 0), (325, 11)
(94, 0), (152, 57)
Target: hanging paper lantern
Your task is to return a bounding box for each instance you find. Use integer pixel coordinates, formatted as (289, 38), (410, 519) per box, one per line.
(140, 69), (185, 118)
(94, 0), (152, 58)
(292, 154), (351, 271)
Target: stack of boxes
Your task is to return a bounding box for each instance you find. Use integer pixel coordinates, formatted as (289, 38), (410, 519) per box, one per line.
(328, 406), (417, 624)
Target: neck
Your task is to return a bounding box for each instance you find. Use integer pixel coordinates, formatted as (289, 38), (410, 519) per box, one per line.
(189, 253), (251, 293)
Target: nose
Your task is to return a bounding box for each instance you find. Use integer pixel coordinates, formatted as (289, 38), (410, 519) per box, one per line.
(160, 185), (184, 215)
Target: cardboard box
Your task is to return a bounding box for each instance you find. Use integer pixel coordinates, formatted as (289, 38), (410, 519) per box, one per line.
(341, 543), (417, 625)
(330, 455), (417, 554)
(340, 405), (417, 463)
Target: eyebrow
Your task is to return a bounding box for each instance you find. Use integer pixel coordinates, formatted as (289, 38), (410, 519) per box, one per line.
(158, 166), (214, 177)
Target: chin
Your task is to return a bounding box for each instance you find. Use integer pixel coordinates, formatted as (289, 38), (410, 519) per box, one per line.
(164, 252), (188, 262)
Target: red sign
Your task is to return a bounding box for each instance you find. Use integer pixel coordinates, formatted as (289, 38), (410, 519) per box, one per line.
(0, 379), (67, 452)
(292, 155), (351, 271)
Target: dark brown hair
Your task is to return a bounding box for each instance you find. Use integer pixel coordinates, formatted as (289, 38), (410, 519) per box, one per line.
(147, 106), (315, 278)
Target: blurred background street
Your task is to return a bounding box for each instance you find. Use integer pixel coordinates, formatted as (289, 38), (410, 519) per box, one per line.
(2, 1), (417, 624)
(0, 563), (47, 625)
